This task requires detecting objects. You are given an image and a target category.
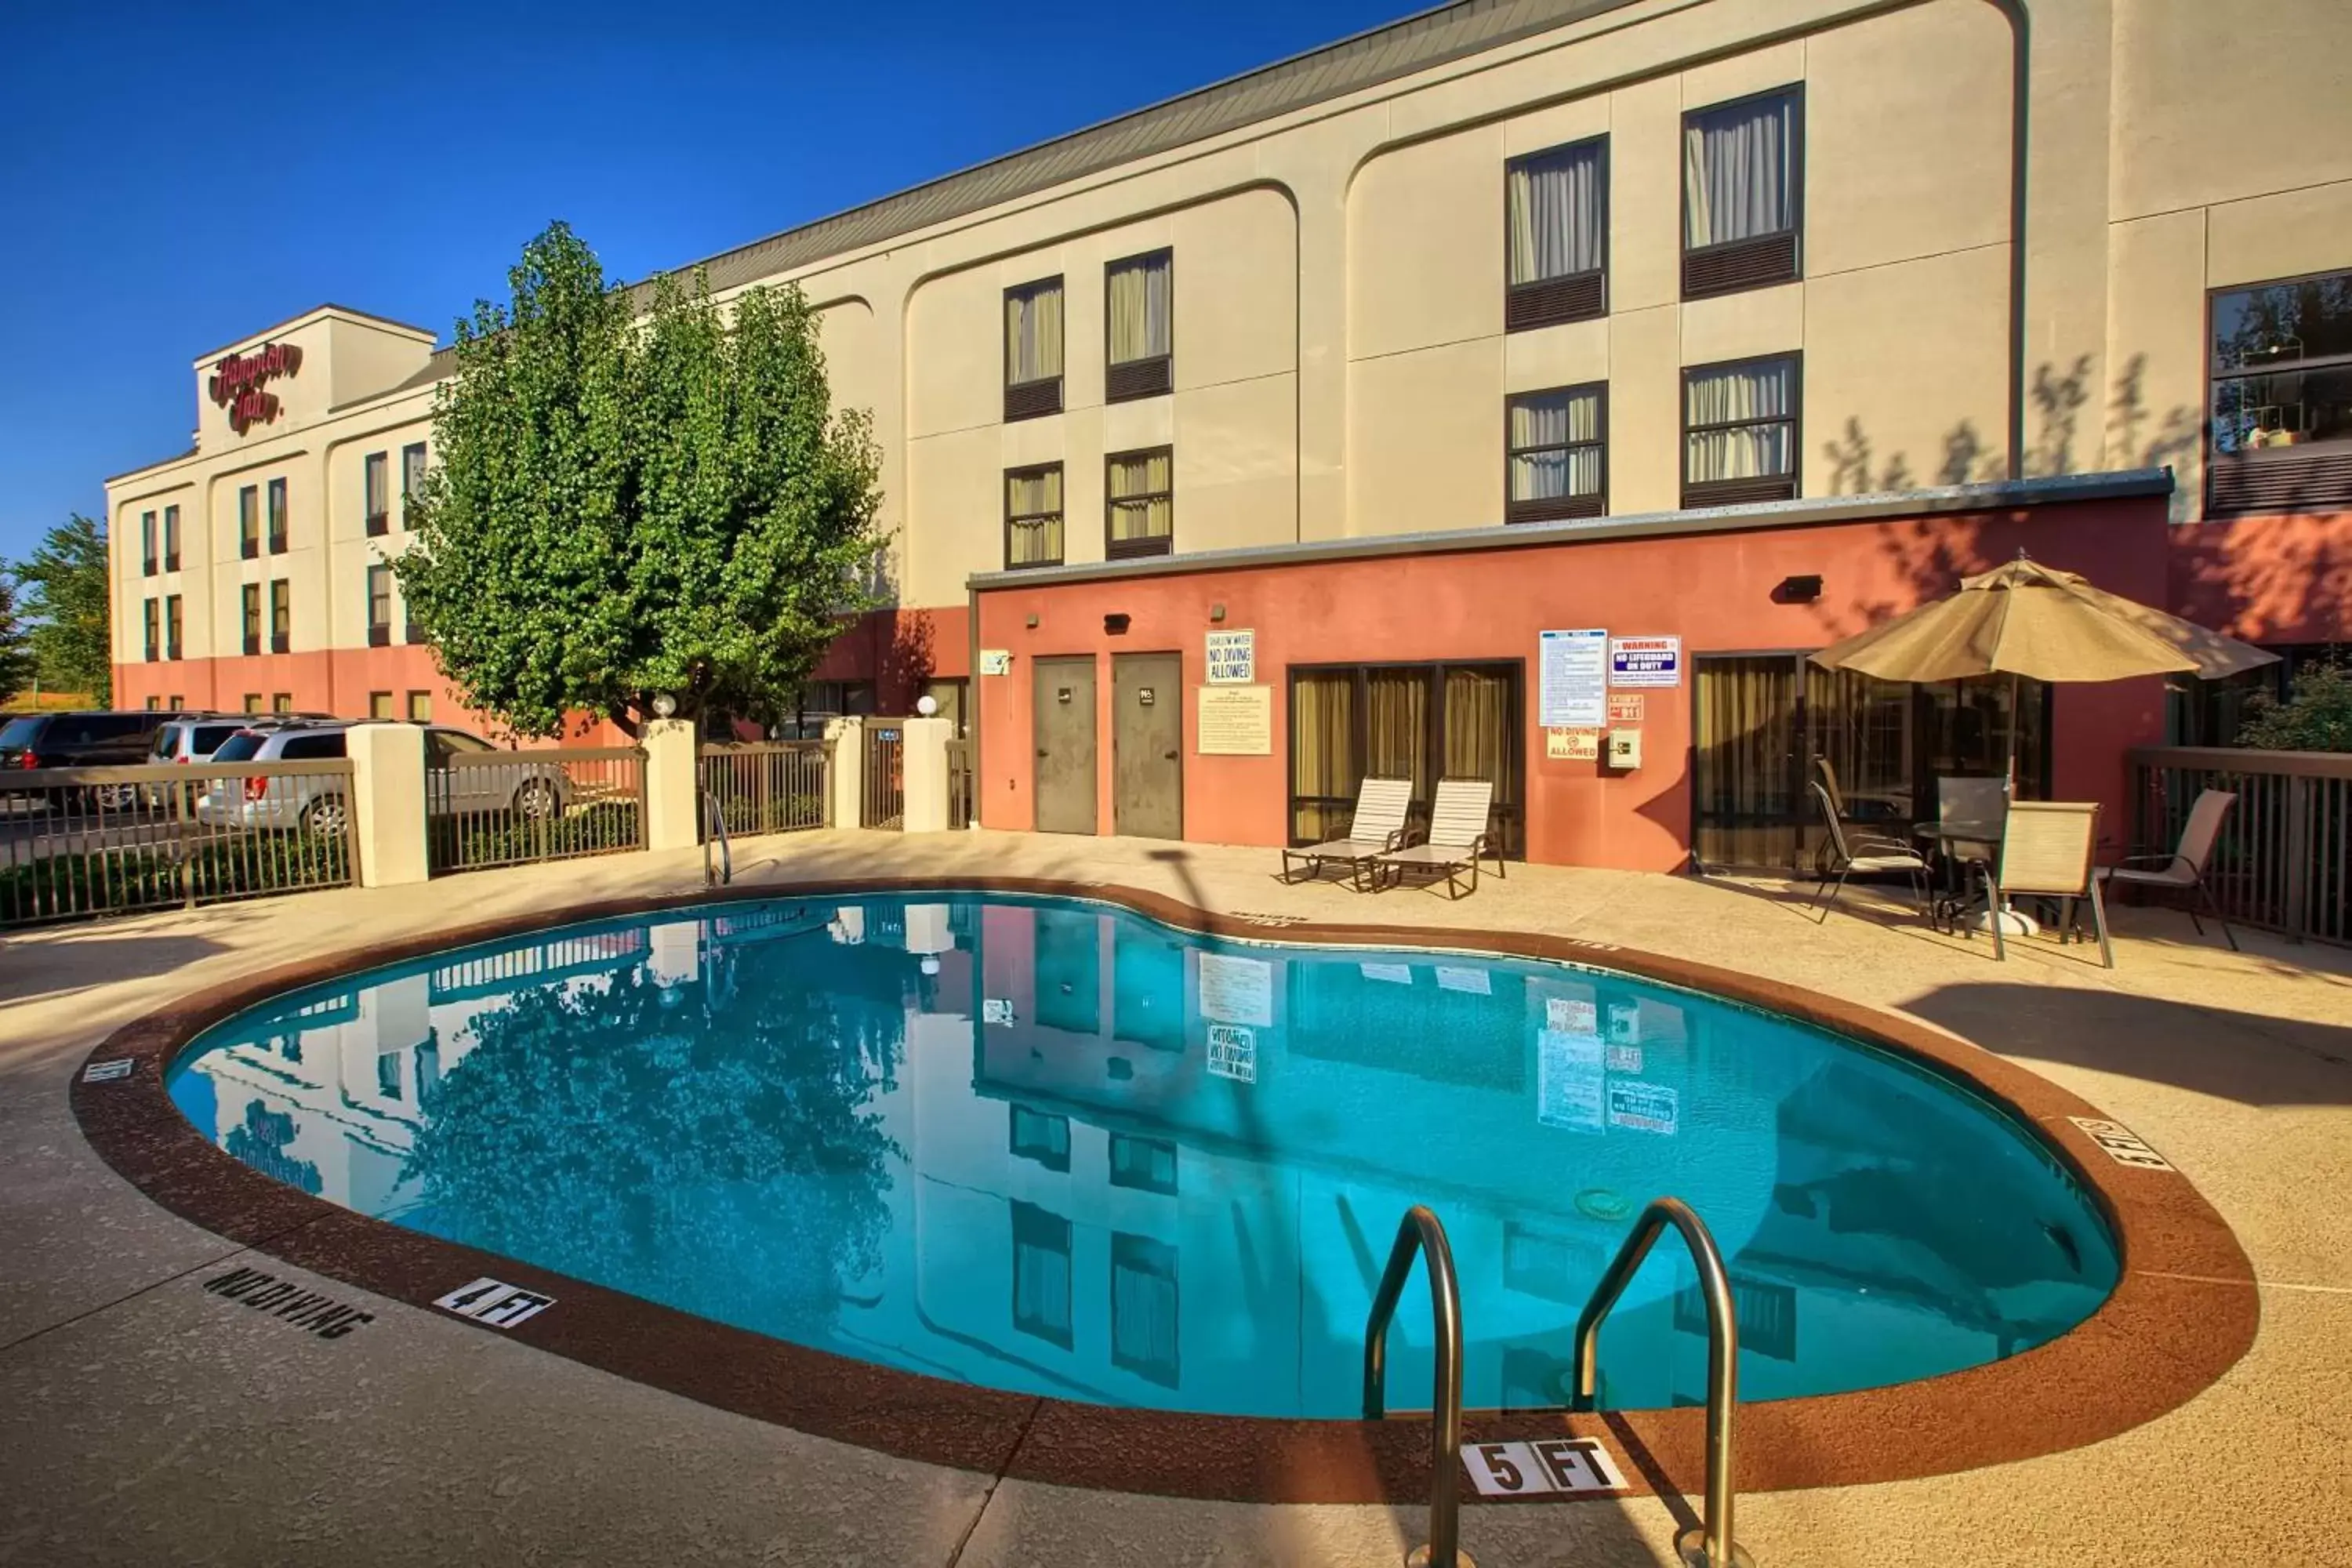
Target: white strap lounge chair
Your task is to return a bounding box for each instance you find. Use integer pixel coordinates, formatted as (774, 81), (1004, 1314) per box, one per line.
(1375, 779), (1503, 899)
(1280, 777), (1414, 891)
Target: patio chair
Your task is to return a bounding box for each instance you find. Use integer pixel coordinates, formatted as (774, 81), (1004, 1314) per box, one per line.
(1809, 781), (1930, 924)
(1375, 779), (1502, 899)
(1982, 800), (2112, 967)
(1279, 777), (1414, 890)
(2096, 789), (2238, 952)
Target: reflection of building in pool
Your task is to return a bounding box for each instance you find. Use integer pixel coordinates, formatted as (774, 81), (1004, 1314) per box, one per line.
(179, 926), (654, 1214)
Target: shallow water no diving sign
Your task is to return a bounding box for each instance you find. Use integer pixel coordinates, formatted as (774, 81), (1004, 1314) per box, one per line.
(434, 1277), (557, 1329)
(2067, 1116), (2174, 1171)
(1461, 1438), (1628, 1498)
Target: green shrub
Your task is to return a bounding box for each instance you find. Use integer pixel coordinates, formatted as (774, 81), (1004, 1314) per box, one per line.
(430, 802), (641, 870)
(2238, 661), (2352, 753)
(0, 832), (351, 922)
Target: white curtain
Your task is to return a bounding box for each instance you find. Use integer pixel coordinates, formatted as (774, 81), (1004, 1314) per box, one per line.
(1508, 390), (1602, 499)
(1686, 360), (1795, 481)
(1508, 142), (1605, 285)
(1108, 450), (1173, 541)
(1007, 467), (1063, 564)
(1006, 284), (1065, 384)
(1108, 255), (1171, 364)
(1684, 94), (1794, 249)
(365, 453), (387, 516)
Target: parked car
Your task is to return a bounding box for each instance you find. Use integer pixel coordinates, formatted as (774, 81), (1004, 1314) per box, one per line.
(150, 717), (252, 768)
(0, 709), (193, 810)
(194, 722), (571, 835)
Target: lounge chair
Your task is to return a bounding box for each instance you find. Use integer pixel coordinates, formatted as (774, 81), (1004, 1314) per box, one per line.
(1375, 779), (1503, 899)
(1809, 781), (1929, 924)
(1280, 777), (1413, 890)
(1982, 800), (2112, 967)
(2096, 788), (2238, 951)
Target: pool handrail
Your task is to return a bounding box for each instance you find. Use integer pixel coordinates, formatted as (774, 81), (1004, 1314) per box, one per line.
(702, 787), (732, 887)
(1363, 1203), (1465, 1568)
(1571, 1196), (1749, 1568)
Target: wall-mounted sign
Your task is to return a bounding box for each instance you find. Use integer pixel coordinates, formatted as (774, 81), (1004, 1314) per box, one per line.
(1607, 693), (1646, 724)
(209, 341), (303, 435)
(978, 648), (1012, 676)
(1539, 629), (1608, 726)
(1608, 635), (1681, 688)
(1546, 727), (1601, 761)
(1197, 684), (1272, 754)
(1206, 629), (1256, 684)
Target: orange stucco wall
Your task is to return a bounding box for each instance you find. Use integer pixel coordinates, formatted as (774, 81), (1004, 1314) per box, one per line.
(810, 604), (972, 709)
(2167, 511), (2352, 647)
(972, 496), (2176, 872)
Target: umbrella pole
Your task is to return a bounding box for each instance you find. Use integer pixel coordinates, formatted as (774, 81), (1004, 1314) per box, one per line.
(2008, 671), (2020, 795)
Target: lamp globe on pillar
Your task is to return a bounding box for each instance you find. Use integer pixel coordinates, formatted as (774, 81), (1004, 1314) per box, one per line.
(916, 695), (938, 717)
(652, 692), (678, 720)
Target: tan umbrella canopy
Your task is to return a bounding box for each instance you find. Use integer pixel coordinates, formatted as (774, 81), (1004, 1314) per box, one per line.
(1810, 554), (2278, 684)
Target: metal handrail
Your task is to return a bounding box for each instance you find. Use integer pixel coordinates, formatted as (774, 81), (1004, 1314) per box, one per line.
(1571, 1197), (1748, 1568)
(702, 787), (731, 887)
(1363, 1205), (1466, 1568)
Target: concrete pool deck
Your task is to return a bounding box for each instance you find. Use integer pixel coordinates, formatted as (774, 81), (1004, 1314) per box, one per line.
(3, 829), (2347, 1566)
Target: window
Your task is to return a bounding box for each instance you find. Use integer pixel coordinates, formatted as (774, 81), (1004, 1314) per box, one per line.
(238, 485), (260, 558)
(1682, 87), (1802, 299)
(267, 477), (289, 553)
(1105, 447), (1173, 558)
(145, 696), (161, 712)
(367, 565), (394, 646)
(165, 594), (183, 661)
(1010, 1200), (1073, 1349)
(1506, 384), (1607, 521)
(401, 442), (427, 523)
(376, 1052), (403, 1100)
(1683, 354), (1800, 506)
(1506, 137), (1608, 329)
(163, 505), (180, 570)
(1289, 662), (1525, 857)
(270, 578), (291, 653)
(140, 511), (157, 575)
(241, 583), (263, 655)
(1110, 1233), (1180, 1388)
(1109, 1133), (1178, 1196)
(405, 575), (425, 644)
(364, 452), (389, 536)
(271, 692), (294, 714)
(920, 677), (969, 736)
(2207, 268), (2352, 516)
(1105, 250), (1173, 401)
(368, 691), (394, 720)
(243, 693), (264, 714)
(1005, 463), (1064, 569)
(279, 732), (344, 760)
(1010, 1104), (1072, 1172)
(142, 598), (159, 662)
(165, 695), (183, 710)
(1004, 278), (1064, 420)
(406, 690), (432, 723)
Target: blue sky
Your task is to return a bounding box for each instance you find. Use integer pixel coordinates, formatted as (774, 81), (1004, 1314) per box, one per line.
(0, 0), (1417, 562)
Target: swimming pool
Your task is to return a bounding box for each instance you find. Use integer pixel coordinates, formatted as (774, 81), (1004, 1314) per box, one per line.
(165, 889), (2118, 1419)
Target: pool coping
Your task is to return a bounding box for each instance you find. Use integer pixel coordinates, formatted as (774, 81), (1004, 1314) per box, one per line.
(70, 875), (2259, 1505)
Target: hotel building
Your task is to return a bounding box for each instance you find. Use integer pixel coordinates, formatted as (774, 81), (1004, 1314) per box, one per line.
(106, 0), (2352, 869)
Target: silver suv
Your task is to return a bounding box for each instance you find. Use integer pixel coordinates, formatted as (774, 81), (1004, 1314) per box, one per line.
(194, 722), (571, 835)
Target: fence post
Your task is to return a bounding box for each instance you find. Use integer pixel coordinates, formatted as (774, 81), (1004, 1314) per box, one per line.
(828, 717), (866, 829)
(900, 717), (953, 833)
(2284, 774), (2312, 943)
(347, 724), (430, 887)
(641, 718), (700, 855)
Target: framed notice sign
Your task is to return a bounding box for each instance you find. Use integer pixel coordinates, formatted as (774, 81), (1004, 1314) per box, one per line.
(1197, 685), (1272, 754)
(1539, 630), (1608, 727)
(1608, 635), (1681, 688)
(1205, 629), (1255, 684)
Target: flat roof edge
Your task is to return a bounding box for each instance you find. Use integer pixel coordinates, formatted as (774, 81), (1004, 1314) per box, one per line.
(192, 303), (437, 365)
(967, 469), (2179, 592)
(103, 446), (201, 487)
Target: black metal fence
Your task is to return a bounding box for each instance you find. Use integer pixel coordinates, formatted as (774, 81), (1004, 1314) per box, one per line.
(427, 746), (645, 875)
(863, 720), (906, 829)
(2, 761), (357, 926)
(946, 735), (973, 829)
(2130, 746), (2352, 946)
(697, 741), (830, 837)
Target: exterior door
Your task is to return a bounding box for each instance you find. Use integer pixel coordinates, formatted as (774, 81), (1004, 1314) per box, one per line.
(1112, 652), (1184, 840)
(1033, 656), (1098, 834)
(1691, 654), (1805, 872)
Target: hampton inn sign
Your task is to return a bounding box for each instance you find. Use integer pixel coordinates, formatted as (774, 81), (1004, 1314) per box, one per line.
(208, 341), (303, 435)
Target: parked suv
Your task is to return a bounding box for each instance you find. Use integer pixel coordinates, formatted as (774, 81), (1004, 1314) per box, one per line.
(0, 709), (192, 810)
(194, 722), (571, 835)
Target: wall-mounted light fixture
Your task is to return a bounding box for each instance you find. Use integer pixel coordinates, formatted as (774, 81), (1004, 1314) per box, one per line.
(1209, 603), (1227, 623)
(1025, 613), (1040, 629)
(1773, 574), (1824, 604)
(1104, 613), (1131, 635)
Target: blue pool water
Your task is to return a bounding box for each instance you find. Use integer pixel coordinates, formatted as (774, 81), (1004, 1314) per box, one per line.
(167, 891), (2117, 1417)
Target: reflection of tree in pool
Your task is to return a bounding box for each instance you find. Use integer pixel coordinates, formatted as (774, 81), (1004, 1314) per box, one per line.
(224, 1101), (323, 1195)
(403, 933), (908, 1338)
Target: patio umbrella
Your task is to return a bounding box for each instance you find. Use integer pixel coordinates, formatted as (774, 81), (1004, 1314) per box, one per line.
(1809, 553), (2278, 779)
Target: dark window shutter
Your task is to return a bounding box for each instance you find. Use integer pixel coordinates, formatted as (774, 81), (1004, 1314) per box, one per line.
(1505, 272), (1606, 332)
(2206, 448), (2352, 517)
(1682, 231), (1799, 299)
(1004, 378), (1063, 421)
(1105, 357), (1172, 402)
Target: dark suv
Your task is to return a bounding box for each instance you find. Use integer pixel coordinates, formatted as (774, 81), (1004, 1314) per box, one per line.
(0, 709), (194, 808)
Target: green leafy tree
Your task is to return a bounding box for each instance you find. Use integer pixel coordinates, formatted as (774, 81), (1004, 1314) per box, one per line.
(2238, 660), (2352, 753)
(397, 223), (884, 737)
(14, 514), (111, 704)
(0, 573), (35, 705)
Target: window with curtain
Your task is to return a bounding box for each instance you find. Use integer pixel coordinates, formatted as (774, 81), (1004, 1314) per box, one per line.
(1684, 355), (1799, 505)
(1010, 1201), (1073, 1349)
(1287, 663), (1523, 856)
(163, 504), (180, 569)
(365, 452), (389, 535)
(1106, 250), (1174, 400)
(1005, 463), (1064, 568)
(1004, 278), (1065, 419)
(1506, 384), (1606, 521)
(238, 486), (260, 558)
(1110, 1233), (1180, 1388)
(266, 477), (289, 553)
(367, 565), (394, 645)
(165, 595), (183, 660)
(140, 511), (157, 574)
(1290, 669), (1360, 845)
(270, 577), (291, 652)
(142, 598), (158, 662)
(241, 584), (262, 654)
(1505, 137), (1607, 329)
(1105, 447), (1173, 557)
(2206, 268), (2352, 516)
(1682, 88), (1801, 297)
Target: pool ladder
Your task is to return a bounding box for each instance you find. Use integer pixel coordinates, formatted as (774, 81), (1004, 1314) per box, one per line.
(1363, 1198), (1751, 1568)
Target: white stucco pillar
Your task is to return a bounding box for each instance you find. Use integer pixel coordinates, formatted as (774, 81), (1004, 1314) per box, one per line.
(826, 716), (866, 830)
(347, 722), (428, 887)
(641, 717), (699, 854)
(899, 716), (953, 833)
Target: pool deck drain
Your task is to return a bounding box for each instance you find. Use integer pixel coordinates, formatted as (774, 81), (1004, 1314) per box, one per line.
(4, 830), (2349, 1566)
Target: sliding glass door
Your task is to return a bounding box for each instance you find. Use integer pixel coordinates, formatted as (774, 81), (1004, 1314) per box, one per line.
(1288, 662), (1524, 856)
